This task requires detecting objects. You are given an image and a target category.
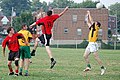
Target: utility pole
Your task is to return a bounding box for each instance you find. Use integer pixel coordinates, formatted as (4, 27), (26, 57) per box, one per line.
(114, 11), (117, 50)
(11, 7), (13, 27)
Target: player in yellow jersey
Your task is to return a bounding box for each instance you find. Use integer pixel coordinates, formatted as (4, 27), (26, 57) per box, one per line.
(83, 11), (106, 75)
(18, 24), (32, 76)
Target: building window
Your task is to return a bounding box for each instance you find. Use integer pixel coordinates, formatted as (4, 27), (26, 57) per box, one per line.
(72, 15), (77, 22)
(77, 28), (82, 36)
(99, 29), (102, 36)
(64, 28), (68, 33)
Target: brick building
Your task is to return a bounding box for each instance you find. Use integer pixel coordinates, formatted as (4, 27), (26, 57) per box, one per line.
(51, 8), (108, 44)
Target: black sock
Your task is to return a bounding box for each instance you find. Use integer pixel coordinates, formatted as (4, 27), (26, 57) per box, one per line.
(32, 49), (36, 53)
(51, 58), (54, 62)
(101, 66), (104, 69)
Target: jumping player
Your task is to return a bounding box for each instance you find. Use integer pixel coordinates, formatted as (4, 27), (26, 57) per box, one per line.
(83, 11), (106, 75)
(29, 6), (69, 69)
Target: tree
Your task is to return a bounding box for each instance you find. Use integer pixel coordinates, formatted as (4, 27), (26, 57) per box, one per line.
(0, 0), (31, 16)
(48, 0), (80, 8)
(79, 0), (98, 8)
(31, 0), (43, 11)
(13, 12), (34, 31)
(109, 2), (120, 34)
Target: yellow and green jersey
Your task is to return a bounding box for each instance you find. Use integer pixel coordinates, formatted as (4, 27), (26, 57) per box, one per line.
(88, 23), (99, 42)
(18, 30), (32, 46)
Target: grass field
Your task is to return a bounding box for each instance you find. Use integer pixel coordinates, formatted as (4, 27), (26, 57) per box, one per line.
(0, 47), (120, 80)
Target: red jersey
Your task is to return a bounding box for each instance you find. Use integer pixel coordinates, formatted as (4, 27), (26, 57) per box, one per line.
(36, 14), (59, 34)
(2, 33), (23, 51)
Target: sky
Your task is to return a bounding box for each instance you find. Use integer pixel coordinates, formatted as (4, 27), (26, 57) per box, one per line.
(40, 0), (120, 8)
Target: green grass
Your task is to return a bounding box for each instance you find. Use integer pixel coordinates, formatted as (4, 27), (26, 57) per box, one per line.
(0, 47), (120, 80)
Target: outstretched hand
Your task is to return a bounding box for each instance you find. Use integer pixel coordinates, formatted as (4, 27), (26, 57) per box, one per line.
(64, 6), (69, 11)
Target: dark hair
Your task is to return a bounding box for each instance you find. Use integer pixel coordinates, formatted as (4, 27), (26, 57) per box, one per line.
(22, 23), (27, 28)
(96, 21), (101, 27)
(47, 10), (52, 16)
(7, 27), (13, 34)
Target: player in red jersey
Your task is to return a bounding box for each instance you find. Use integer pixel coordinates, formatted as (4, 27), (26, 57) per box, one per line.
(2, 27), (27, 76)
(30, 6), (69, 69)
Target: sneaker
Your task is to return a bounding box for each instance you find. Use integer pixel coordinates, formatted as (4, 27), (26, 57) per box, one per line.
(24, 73), (29, 76)
(19, 72), (23, 76)
(14, 73), (19, 76)
(31, 50), (35, 56)
(50, 60), (56, 69)
(83, 67), (91, 72)
(8, 72), (14, 75)
(101, 68), (106, 75)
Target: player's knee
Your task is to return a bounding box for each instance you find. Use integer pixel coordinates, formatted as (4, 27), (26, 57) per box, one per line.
(8, 63), (11, 67)
(15, 60), (19, 66)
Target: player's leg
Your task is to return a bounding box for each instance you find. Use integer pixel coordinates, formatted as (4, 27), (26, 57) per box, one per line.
(19, 47), (24, 76)
(45, 34), (56, 69)
(24, 58), (30, 76)
(31, 38), (39, 56)
(93, 43), (106, 75)
(93, 51), (106, 75)
(14, 58), (19, 76)
(83, 44), (92, 71)
(19, 59), (24, 75)
(14, 51), (20, 76)
(83, 49), (91, 71)
(8, 51), (14, 75)
(8, 61), (14, 75)
(24, 46), (31, 76)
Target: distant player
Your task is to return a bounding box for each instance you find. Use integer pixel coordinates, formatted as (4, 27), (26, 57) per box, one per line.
(29, 6), (69, 69)
(83, 11), (106, 75)
(2, 27), (26, 76)
(18, 24), (32, 76)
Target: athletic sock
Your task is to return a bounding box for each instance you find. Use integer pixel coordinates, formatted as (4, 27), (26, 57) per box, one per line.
(25, 70), (28, 74)
(32, 49), (36, 53)
(10, 68), (13, 73)
(101, 66), (105, 69)
(87, 64), (91, 68)
(19, 67), (23, 73)
(15, 70), (18, 74)
(51, 58), (54, 62)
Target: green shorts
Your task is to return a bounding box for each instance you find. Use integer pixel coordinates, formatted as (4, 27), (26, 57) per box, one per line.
(20, 46), (31, 59)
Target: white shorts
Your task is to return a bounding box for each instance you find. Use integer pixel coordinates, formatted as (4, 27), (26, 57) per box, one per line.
(85, 42), (99, 53)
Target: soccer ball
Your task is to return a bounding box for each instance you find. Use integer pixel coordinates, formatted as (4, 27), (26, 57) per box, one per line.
(96, 3), (104, 9)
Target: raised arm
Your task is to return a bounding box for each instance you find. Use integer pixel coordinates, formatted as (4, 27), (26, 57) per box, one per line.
(59, 6), (69, 17)
(87, 11), (94, 27)
(87, 11), (94, 25)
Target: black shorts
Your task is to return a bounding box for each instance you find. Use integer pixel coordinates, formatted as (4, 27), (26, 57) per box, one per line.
(8, 50), (20, 61)
(38, 34), (52, 46)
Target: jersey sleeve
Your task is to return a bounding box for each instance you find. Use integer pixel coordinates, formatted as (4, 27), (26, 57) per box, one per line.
(53, 15), (60, 22)
(15, 33), (24, 39)
(36, 18), (44, 25)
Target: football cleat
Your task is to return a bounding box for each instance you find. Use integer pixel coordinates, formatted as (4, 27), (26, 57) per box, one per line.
(50, 60), (56, 69)
(83, 67), (91, 72)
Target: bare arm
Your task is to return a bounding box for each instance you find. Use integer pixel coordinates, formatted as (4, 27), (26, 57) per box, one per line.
(59, 6), (69, 17)
(87, 11), (94, 25)
(2, 47), (5, 57)
(86, 11), (94, 28)
(29, 22), (36, 28)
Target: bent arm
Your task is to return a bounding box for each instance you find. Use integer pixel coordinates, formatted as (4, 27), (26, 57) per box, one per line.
(29, 22), (36, 28)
